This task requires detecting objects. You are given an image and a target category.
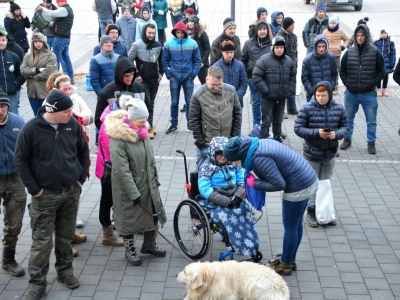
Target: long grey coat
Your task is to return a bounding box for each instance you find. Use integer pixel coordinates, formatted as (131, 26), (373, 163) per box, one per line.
(106, 110), (166, 236)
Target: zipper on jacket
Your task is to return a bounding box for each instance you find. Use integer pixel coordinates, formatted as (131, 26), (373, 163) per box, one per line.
(0, 54), (8, 94)
(55, 130), (59, 139)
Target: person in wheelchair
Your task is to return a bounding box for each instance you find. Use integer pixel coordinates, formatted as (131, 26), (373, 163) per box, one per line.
(197, 136), (259, 257)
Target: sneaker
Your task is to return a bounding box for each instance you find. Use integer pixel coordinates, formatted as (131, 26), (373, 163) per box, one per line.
(186, 128), (192, 132)
(339, 138), (351, 150)
(166, 124), (177, 135)
(268, 254), (297, 271)
(149, 127), (155, 139)
(76, 217), (84, 228)
(328, 220), (337, 226)
(26, 289), (46, 300)
(73, 233), (87, 243)
(180, 104), (186, 112)
(287, 110), (299, 115)
(367, 142), (377, 154)
(280, 132), (287, 139)
(57, 275), (80, 289)
(283, 113), (288, 119)
(267, 257), (292, 276)
(335, 152), (340, 157)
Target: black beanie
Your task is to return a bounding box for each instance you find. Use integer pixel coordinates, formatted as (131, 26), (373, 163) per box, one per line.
(357, 17), (369, 25)
(283, 17), (295, 30)
(10, 3), (21, 12)
(0, 89), (10, 108)
(44, 89), (73, 113)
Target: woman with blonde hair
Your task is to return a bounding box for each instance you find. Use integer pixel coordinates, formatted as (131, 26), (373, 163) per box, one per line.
(21, 33), (57, 116)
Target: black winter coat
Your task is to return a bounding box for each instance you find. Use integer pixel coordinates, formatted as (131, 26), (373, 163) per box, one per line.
(252, 52), (296, 100)
(276, 28), (298, 66)
(294, 81), (349, 162)
(210, 32), (241, 66)
(0, 49), (24, 95)
(393, 58), (400, 85)
(4, 12), (30, 53)
(241, 33), (271, 78)
(190, 26), (210, 68)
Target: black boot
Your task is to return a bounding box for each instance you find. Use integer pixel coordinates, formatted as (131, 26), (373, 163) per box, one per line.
(2, 249), (25, 277)
(306, 208), (319, 228)
(141, 231), (166, 257)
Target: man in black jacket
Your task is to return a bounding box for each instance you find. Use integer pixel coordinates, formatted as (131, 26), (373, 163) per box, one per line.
(339, 24), (385, 154)
(14, 90), (89, 299)
(252, 36), (296, 141)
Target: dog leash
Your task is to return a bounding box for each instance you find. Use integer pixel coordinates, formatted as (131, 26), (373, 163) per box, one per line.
(135, 204), (195, 263)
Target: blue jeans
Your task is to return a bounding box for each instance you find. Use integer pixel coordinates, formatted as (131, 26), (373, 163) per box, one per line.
(28, 97), (44, 116)
(287, 94), (297, 112)
(307, 158), (335, 209)
(344, 89), (378, 142)
(8, 93), (18, 114)
(249, 79), (261, 127)
(170, 15), (182, 27)
(46, 36), (54, 49)
(196, 146), (209, 171)
(99, 18), (114, 36)
(281, 198), (308, 265)
(170, 78), (194, 128)
(53, 37), (74, 80)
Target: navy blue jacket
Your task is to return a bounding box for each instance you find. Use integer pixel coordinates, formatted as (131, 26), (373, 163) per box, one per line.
(90, 50), (119, 96)
(0, 49), (24, 95)
(237, 136), (317, 193)
(373, 38), (396, 74)
(270, 11), (284, 37)
(213, 57), (248, 105)
(301, 35), (337, 97)
(294, 81), (349, 162)
(0, 112), (25, 176)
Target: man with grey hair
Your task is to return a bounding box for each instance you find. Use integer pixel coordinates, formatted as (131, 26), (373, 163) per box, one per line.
(189, 66), (242, 168)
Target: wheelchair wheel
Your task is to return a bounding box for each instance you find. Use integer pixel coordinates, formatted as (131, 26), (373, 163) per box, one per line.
(173, 199), (212, 260)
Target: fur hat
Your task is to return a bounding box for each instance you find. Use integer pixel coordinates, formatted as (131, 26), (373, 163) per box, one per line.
(105, 24), (120, 35)
(357, 17), (369, 25)
(0, 89), (10, 108)
(43, 89), (73, 113)
(282, 17), (294, 30)
(329, 15), (339, 24)
(10, 3), (21, 12)
(257, 7), (267, 19)
(188, 15), (199, 24)
(221, 40), (236, 51)
(223, 136), (242, 162)
(126, 99), (149, 121)
(31, 32), (47, 43)
(185, 8), (194, 15)
(316, 4), (326, 12)
(223, 17), (236, 32)
(100, 35), (113, 47)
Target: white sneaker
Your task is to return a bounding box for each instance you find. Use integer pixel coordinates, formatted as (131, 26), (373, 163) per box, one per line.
(76, 217), (84, 228)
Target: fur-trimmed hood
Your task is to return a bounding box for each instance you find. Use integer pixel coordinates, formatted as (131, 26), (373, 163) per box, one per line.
(5, 11), (14, 19)
(197, 22), (206, 38)
(105, 110), (149, 143)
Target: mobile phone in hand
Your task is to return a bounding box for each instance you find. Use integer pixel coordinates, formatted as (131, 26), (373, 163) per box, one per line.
(324, 128), (332, 132)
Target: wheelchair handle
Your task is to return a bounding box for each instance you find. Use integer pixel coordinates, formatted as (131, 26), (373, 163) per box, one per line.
(176, 150), (189, 185)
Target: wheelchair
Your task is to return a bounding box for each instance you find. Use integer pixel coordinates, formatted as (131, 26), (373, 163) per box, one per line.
(173, 150), (263, 262)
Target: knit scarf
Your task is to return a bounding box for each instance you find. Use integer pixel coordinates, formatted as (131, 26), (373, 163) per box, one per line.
(243, 137), (259, 172)
(122, 115), (149, 140)
(327, 24), (339, 32)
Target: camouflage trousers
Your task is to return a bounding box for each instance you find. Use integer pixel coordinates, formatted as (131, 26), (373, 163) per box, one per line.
(0, 174), (27, 251)
(28, 184), (80, 290)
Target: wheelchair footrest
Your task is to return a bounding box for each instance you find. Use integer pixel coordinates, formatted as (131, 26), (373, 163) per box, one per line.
(219, 250), (234, 261)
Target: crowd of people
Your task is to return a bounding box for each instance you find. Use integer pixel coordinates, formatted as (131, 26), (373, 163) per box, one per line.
(1, 0), (400, 298)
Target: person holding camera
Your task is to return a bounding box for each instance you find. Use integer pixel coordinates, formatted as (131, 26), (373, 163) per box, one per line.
(294, 81), (348, 228)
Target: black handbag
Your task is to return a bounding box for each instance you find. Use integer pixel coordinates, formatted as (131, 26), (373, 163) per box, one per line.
(99, 143), (112, 185)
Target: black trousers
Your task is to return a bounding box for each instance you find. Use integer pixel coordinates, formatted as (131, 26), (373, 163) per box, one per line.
(197, 66), (208, 85)
(260, 98), (286, 140)
(142, 80), (159, 128)
(99, 183), (113, 227)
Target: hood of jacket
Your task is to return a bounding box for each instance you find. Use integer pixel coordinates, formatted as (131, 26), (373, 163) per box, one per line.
(105, 110), (148, 143)
(310, 80), (334, 108)
(353, 24), (372, 49)
(271, 11), (284, 27)
(254, 20), (272, 43)
(5, 11), (15, 19)
(207, 136), (229, 165)
(172, 21), (188, 38)
(114, 56), (136, 87)
(141, 23), (156, 47)
(313, 34), (329, 56)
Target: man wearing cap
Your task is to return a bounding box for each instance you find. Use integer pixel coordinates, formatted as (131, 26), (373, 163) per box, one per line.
(32, 0), (58, 49)
(93, 23), (128, 57)
(210, 17), (241, 66)
(277, 17), (299, 115)
(92, 0), (117, 37)
(248, 7), (273, 39)
(37, 0), (75, 83)
(339, 24), (385, 155)
(0, 89), (26, 278)
(0, 30), (24, 115)
(302, 4), (329, 55)
(252, 36), (296, 141)
(189, 66), (242, 169)
(90, 35), (119, 96)
(14, 89), (89, 299)
(162, 21), (201, 134)
(242, 20), (272, 127)
(301, 35), (337, 102)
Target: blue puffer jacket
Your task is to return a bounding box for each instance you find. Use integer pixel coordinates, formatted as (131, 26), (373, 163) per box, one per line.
(301, 35), (337, 97)
(89, 50), (119, 96)
(294, 81), (349, 162)
(237, 136), (317, 194)
(270, 11), (284, 37)
(373, 38), (396, 74)
(0, 112), (25, 176)
(162, 23), (201, 81)
(213, 57), (248, 106)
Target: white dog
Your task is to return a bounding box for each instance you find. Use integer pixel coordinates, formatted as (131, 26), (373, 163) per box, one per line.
(177, 260), (290, 300)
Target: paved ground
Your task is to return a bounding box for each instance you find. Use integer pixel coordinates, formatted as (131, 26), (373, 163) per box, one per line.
(1, 0), (400, 299)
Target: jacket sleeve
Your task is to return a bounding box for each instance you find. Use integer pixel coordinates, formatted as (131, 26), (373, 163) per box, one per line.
(333, 105), (349, 141)
(236, 63), (248, 100)
(73, 94), (94, 126)
(330, 55), (338, 90)
(231, 94), (242, 138)
(89, 58), (102, 96)
(390, 41), (396, 69)
(200, 31), (211, 66)
(248, 25), (255, 39)
(241, 43), (250, 77)
(302, 21), (311, 48)
(252, 58), (269, 95)
(294, 107), (320, 140)
(191, 46), (202, 79)
(95, 92), (108, 130)
(20, 54), (37, 78)
(189, 95), (207, 148)
(374, 50), (386, 85)
(93, 45), (100, 56)
(208, 191), (231, 207)
(289, 62), (296, 96)
(4, 18), (14, 39)
(393, 58), (400, 85)
(341, 30), (350, 49)
(253, 156), (286, 192)
(161, 46), (171, 79)
(339, 51), (349, 86)
(198, 177), (229, 206)
(76, 123), (90, 184)
(36, 53), (58, 82)
(128, 41), (138, 61)
(14, 56), (24, 88)
(158, 47), (164, 75)
(301, 57), (313, 96)
(210, 40), (221, 66)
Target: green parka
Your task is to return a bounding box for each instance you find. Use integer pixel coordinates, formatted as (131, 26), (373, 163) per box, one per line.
(106, 110), (166, 236)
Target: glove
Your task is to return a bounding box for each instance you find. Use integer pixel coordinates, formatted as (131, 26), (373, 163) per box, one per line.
(228, 197), (242, 209)
(133, 196), (141, 206)
(158, 10), (164, 15)
(340, 46), (345, 51)
(246, 174), (256, 188)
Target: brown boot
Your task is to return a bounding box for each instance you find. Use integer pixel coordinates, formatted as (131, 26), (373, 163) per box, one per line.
(73, 233), (87, 243)
(72, 248), (79, 257)
(102, 225), (124, 246)
(149, 127), (155, 139)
